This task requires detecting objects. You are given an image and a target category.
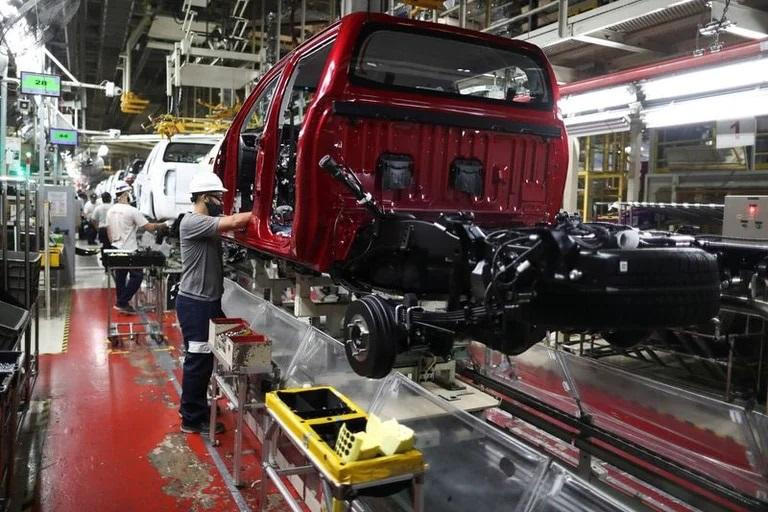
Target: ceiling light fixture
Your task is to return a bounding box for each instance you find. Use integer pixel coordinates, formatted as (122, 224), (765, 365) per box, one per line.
(559, 85), (636, 116)
(643, 88), (768, 128)
(641, 58), (768, 101)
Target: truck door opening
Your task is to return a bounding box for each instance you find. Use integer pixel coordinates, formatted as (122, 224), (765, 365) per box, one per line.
(237, 76), (279, 213)
(270, 41), (334, 236)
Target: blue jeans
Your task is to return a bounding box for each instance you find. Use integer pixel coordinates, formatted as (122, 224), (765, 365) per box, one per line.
(176, 294), (223, 425)
(114, 269), (143, 308)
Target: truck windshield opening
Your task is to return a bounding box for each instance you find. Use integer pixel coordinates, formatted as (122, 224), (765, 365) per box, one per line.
(351, 28), (551, 108)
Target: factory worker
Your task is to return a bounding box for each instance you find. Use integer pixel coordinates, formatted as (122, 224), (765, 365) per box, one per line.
(106, 181), (166, 313)
(177, 172), (251, 435)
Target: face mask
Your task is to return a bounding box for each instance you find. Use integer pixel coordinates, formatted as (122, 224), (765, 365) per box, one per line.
(206, 198), (223, 217)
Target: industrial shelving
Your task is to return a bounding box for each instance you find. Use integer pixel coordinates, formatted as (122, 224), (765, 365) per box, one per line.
(0, 177), (41, 511)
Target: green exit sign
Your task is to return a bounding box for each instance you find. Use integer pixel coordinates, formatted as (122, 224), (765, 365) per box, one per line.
(20, 71), (61, 97)
(50, 128), (78, 146)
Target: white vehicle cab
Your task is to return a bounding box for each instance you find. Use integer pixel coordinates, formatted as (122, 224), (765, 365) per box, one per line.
(134, 135), (220, 220)
(106, 171), (127, 198)
(198, 138), (224, 174)
(94, 173), (115, 198)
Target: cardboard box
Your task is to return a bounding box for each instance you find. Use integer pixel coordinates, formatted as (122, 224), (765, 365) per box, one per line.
(209, 318), (272, 374)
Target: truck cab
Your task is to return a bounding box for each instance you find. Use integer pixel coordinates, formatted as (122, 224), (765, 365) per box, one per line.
(136, 135), (220, 220)
(217, 13), (567, 272)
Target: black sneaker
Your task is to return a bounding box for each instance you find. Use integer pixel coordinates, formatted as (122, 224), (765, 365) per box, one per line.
(114, 304), (137, 314)
(178, 404), (222, 418)
(181, 421), (225, 435)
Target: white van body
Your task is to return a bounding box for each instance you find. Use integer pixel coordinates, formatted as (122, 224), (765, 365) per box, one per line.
(133, 135), (219, 220)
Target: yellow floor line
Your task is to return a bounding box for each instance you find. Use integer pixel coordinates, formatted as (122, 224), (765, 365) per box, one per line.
(61, 308), (72, 353)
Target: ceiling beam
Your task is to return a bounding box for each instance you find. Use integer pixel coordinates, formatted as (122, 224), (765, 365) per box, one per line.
(146, 41), (262, 63)
(516, 0), (700, 48)
(573, 30), (663, 55)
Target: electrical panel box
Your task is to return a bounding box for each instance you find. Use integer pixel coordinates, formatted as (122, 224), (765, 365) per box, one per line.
(723, 195), (768, 240)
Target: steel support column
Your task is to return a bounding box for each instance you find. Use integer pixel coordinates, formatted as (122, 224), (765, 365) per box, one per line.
(0, 53), (7, 177)
(626, 117), (644, 202)
(558, 0), (569, 37)
(300, 0), (306, 42)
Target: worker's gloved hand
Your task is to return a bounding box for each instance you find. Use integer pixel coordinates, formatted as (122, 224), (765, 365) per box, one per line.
(153, 222), (171, 245)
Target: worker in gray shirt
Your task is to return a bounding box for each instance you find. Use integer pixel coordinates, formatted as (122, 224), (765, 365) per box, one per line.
(177, 172), (251, 435)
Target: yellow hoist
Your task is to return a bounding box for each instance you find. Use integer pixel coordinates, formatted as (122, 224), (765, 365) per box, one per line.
(120, 91), (150, 114)
(147, 114), (232, 138)
(145, 98), (243, 138)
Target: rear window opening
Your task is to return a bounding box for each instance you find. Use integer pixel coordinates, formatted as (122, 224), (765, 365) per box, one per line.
(163, 143), (215, 164)
(351, 27), (551, 108)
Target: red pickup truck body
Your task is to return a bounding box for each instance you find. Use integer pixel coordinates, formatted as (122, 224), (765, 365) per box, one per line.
(216, 12), (568, 272)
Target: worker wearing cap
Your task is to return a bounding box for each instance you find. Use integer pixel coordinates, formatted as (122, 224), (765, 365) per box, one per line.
(177, 172), (251, 435)
(106, 181), (166, 314)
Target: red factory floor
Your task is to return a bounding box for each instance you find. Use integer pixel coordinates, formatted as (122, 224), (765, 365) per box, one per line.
(20, 286), (293, 512)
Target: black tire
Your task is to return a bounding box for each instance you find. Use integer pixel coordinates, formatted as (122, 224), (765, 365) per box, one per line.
(343, 295), (398, 378)
(526, 248), (720, 329)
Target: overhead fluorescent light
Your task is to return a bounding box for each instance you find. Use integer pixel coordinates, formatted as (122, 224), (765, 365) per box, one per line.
(642, 58), (768, 101)
(558, 85), (636, 116)
(643, 88), (768, 128)
(564, 109), (631, 126)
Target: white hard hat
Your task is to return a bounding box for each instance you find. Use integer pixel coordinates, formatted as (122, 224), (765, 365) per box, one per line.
(189, 172), (227, 194)
(114, 180), (132, 195)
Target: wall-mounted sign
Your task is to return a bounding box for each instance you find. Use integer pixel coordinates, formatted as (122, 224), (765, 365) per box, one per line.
(50, 128), (78, 146)
(20, 71), (61, 97)
(717, 118), (756, 149)
(47, 190), (68, 218)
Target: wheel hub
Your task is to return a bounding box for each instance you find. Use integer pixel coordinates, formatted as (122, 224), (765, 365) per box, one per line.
(345, 314), (370, 361)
